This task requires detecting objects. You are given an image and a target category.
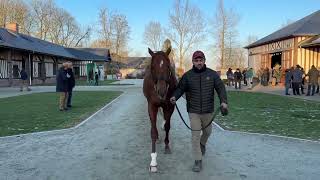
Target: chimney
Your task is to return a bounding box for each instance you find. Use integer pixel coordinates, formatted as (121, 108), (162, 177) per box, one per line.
(6, 23), (19, 33)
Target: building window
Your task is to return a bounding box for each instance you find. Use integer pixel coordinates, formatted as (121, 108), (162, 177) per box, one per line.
(45, 63), (53, 77)
(0, 59), (8, 79)
(13, 65), (20, 78)
(74, 67), (80, 77)
(38, 63), (42, 78)
(53, 62), (57, 75)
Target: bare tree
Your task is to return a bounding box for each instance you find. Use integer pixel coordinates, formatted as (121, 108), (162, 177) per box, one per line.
(244, 35), (259, 68)
(30, 0), (57, 40)
(30, 2), (90, 47)
(110, 13), (130, 57)
(98, 7), (113, 49)
(246, 35), (259, 45)
(57, 11), (83, 47)
(234, 48), (246, 68)
(49, 7), (67, 44)
(74, 26), (92, 47)
(0, 0), (31, 34)
(23, 12), (35, 35)
(90, 39), (107, 48)
(96, 9), (130, 57)
(9, 0), (29, 31)
(0, 0), (90, 47)
(167, 0), (206, 74)
(213, 0), (240, 69)
(143, 21), (164, 51)
(281, 19), (294, 28)
(0, 0), (10, 27)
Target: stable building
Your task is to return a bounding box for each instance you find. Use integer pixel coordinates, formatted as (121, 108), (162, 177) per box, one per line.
(245, 10), (320, 73)
(0, 23), (111, 87)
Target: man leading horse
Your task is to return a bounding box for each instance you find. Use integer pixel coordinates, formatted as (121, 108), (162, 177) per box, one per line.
(170, 50), (228, 172)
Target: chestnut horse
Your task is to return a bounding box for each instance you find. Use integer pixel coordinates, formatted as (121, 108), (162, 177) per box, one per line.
(143, 47), (177, 172)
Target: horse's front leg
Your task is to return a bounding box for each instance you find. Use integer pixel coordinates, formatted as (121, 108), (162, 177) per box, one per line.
(148, 103), (158, 172)
(163, 105), (174, 154)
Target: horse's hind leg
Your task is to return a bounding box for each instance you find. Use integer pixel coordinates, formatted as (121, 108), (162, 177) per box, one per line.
(148, 103), (158, 172)
(163, 106), (174, 154)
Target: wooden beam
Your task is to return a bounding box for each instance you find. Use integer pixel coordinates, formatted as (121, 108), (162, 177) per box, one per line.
(7, 50), (13, 86)
(293, 37), (298, 66)
(27, 53), (33, 85)
(42, 55), (46, 80)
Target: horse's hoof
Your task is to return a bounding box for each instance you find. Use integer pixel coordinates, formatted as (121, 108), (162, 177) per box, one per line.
(164, 148), (172, 154)
(149, 166), (158, 173)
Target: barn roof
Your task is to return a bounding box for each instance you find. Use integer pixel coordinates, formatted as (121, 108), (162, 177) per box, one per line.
(245, 10), (320, 49)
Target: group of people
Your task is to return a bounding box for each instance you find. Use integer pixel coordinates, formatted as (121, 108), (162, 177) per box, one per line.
(56, 61), (75, 111)
(226, 67), (254, 89)
(88, 69), (100, 86)
(257, 65), (282, 86)
(285, 64), (320, 96)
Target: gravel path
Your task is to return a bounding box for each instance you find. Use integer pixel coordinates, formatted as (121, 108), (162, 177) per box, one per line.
(0, 80), (319, 180)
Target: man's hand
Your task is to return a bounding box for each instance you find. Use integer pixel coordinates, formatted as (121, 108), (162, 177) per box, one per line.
(170, 97), (176, 104)
(220, 102), (228, 116)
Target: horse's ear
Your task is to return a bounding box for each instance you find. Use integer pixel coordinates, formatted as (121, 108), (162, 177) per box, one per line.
(165, 47), (171, 57)
(148, 48), (154, 56)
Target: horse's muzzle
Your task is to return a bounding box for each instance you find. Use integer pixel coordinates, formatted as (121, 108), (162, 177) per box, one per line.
(155, 81), (169, 101)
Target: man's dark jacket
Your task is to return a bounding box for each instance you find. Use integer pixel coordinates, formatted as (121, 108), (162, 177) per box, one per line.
(20, 70), (28, 80)
(173, 65), (228, 113)
(67, 69), (75, 91)
(56, 67), (68, 92)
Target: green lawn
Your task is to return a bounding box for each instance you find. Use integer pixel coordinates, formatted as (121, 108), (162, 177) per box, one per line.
(214, 91), (320, 141)
(36, 79), (134, 86)
(0, 91), (122, 137)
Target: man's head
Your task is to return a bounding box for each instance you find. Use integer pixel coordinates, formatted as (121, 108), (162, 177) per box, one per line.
(62, 62), (68, 70)
(192, 50), (205, 70)
(66, 61), (73, 69)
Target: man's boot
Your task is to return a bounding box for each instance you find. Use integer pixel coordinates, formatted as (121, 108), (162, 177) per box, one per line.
(200, 143), (206, 156)
(192, 160), (202, 172)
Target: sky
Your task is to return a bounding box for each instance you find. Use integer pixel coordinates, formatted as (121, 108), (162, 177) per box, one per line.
(55, 0), (320, 67)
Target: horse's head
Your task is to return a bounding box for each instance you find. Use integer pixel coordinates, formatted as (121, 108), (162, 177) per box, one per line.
(148, 47), (173, 101)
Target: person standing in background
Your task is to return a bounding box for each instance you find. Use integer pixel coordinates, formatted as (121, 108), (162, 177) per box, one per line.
(66, 62), (75, 108)
(56, 62), (69, 111)
(95, 72), (99, 86)
(19, 68), (31, 91)
(246, 68), (254, 89)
